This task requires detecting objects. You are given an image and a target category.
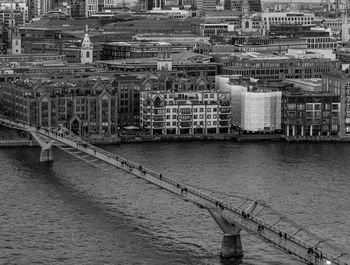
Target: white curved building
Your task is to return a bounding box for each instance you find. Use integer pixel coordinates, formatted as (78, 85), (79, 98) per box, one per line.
(241, 89), (281, 132)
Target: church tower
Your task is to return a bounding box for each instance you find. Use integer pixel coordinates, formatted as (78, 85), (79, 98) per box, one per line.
(157, 48), (172, 71)
(81, 25), (93, 64)
(12, 27), (21, 54)
(241, 0), (252, 30)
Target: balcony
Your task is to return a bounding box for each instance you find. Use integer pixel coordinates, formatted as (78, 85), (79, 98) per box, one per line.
(220, 102), (230, 107)
(153, 123), (165, 128)
(219, 121), (230, 127)
(180, 122), (192, 128)
(153, 117), (165, 122)
(219, 114), (230, 120)
(219, 108), (231, 114)
(153, 110), (165, 115)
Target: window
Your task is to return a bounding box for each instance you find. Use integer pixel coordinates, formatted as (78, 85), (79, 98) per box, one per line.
(207, 108), (211, 112)
(194, 108), (198, 112)
(287, 104), (296, 110)
(86, 51), (90, 58)
(173, 115), (177, 119)
(166, 109), (170, 113)
(199, 114), (204, 119)
(200, 108), (204, 112)
(166, 115), (170, 119)
(194, 115), (198, 119)
(207, 115), (211, 119)
(306, 104), (313, 110)
(207, 121), (211, 125)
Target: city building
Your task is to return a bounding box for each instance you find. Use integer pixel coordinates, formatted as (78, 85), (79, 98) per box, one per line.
(261, 11), (315, 30)
(86, 0), (98, 17)
(219, 52), (340, 81)
(100, 41), (182, 61)
(199, 23), (232, 37)
(0, 78), (120, 141)
(282, 90), (341, 138)
(284, 78), (323, 92)
(231, 0), (261, 12)
(147, 7), (192, 18)
(97, 50), (218, 83)
(23, 41), (101, 63)
(322, 71), (350, 139)
(215, 75), (247, 126)
(140, 90), (231, 135)
(196, 0), (216, 13)
(134, 34), (210, 45)
(241, 88), (282, 133)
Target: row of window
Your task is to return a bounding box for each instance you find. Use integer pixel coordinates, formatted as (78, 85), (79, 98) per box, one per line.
(159, 121), (220, 127)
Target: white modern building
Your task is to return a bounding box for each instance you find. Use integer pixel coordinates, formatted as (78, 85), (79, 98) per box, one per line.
(134, 34), (210, 44)
(140, 90), (231, 135)
(241, 89), (282, 132)
(215, 75), (248, 126)
(261, 11), (315, 30)
(148, 7), (191, 18)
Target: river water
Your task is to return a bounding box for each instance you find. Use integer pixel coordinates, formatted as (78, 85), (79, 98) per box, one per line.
(0, 142), (350, 265)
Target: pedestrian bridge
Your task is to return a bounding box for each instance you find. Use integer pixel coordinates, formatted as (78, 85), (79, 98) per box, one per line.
(0, 115), (349, 265)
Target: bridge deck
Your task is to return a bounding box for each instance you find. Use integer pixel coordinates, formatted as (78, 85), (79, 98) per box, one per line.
(0, 116), (348, 265)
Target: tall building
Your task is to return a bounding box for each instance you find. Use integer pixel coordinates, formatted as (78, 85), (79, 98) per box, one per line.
(231, 0), (261, 12)
(196, 0), (216, 12)
(342, 14), (350, 42)
(85, 0), (98, 16)
(71, 0), (86, 17)
(33, 0), (52, 17)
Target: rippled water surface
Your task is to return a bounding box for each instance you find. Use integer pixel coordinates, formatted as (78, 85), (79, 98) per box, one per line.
(1, 142), (350, 265)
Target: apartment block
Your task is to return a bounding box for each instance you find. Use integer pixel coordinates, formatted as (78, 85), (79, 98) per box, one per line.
(140, 90), (231, 135)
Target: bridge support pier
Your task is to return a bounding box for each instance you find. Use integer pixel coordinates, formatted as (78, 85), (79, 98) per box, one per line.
(208, 208), (243, 259)
(30, 131), (55, 162)
(40, 146), (54, 162)
(220, 233), (243, 258)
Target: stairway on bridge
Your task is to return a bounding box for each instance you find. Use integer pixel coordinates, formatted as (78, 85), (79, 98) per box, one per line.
(0, 115), (349, 265)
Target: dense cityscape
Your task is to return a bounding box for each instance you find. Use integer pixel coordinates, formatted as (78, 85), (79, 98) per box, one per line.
(0, 1), (350, 265)
(0, 0), (350, 143)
